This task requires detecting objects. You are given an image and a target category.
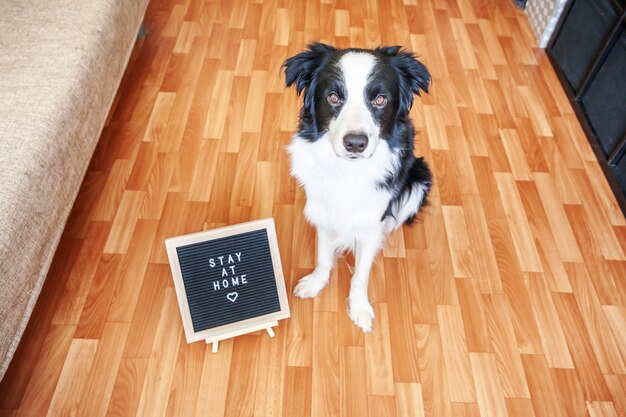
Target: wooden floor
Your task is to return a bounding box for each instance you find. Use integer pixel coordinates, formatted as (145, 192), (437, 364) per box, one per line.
(1, 0), (626, 416)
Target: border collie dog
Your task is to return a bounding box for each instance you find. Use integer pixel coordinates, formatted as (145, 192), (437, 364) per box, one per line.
(283, 43), (432, 332)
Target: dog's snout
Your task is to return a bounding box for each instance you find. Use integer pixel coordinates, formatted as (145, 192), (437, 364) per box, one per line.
(343, 134), (368, 154)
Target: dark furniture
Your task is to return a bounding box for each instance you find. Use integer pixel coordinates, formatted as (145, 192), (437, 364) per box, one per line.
(546, 0), (626, 214)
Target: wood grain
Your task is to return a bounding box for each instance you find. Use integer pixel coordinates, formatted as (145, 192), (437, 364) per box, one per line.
(0, 0), (624, 416)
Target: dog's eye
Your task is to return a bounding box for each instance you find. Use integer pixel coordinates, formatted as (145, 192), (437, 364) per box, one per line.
(372, 95), (388, 108)
(327, 92), (342, 106)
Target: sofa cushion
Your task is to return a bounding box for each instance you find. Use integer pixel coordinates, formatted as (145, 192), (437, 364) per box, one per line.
(0, 0), (149, 379)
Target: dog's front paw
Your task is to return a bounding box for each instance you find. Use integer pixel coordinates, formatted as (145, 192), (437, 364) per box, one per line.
(348, 298), (375, 333)
(293, 271), (329, 298)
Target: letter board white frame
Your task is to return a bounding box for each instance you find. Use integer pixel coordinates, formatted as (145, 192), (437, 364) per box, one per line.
(165, 218), (290, 344)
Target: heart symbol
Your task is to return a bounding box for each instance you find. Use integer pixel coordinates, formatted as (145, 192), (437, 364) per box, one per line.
(227, 292), (238, 302)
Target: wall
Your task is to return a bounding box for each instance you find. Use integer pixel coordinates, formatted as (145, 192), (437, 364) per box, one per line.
(526, 0), (569, 47)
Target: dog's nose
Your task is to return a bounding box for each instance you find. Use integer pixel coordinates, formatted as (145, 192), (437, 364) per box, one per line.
(343, 134), (368, 154)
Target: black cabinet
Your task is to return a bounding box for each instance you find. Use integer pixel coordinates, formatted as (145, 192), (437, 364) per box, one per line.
(547, 0), (626, 213)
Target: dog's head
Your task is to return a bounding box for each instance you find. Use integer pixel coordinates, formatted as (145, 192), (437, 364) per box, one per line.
(283, 43), (430, 161)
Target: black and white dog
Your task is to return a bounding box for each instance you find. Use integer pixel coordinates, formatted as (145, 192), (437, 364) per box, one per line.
(283, 43), (432, 332)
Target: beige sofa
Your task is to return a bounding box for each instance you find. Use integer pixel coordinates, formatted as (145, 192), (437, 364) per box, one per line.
(0, 0), (150, 379)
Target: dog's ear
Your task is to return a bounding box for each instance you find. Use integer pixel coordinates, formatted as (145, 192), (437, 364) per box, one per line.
(284, 43), (336, 123)
(376, 46), (431, 113)
(283, 42), (336, 94)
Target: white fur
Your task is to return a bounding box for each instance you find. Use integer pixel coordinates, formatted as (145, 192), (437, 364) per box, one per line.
(327, 52), (380, 160)
(288, 134), (396, 243)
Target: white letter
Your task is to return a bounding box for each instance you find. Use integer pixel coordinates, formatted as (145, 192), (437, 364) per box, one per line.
(209, 258), (215, 268)
(228, 254), (234, 264)
(218, 256), (225, 265)
(235, 252), (242, 262)
(221, 268), (228, 277)
(213, 281), (220, 291)
(231, 276), (239, 286)
(241, 274), (247, 284)
(229, 265), (236, 275)
(222, 279), (229, 288)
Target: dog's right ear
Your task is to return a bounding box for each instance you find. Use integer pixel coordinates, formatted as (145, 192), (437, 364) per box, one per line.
(283, 43), (336, 95)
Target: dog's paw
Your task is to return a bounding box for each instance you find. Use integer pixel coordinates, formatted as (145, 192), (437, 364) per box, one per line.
(348, 298), (375, 333)
(293, 271), (329, 298)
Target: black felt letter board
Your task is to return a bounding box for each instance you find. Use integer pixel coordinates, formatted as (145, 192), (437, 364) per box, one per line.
(176, 229), (281, 332)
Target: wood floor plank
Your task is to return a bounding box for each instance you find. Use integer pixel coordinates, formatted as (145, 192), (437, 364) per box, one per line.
(365, 303), (395, 396)
(188, 139), (220, 202)
(140, 152), (178, 220)
(135, 289), (183, 417)
(552, 293), (612, 401)
(149, 193), (187, 264)
(567, 264), (626, 375)
(14, 326), (76, 417)
(394, 383), (425, 417)
(584, 161), (626, 227)
(164, 335), (205, 417)
(384, 258), (421, 383)
(341, 346), (369, 417)
(601, 305), (626, 371)
(74, 255), (124, 339)
(282, 366), (312, 417)
(470, 353), (509, 417)
(524, 272), (574, 368)
(522, 354), (568, 417)
(76, 322), (130, 417)
(437, 305), (477, 402)
(106, 219), (160, 323)
(456, 278), (492, 353)
(45, 339), (98, 417)
(312, 311), (340, 417)
(494, 173), (542, 272)
(52, 221), (112, 326)
(569, 169), (626, 261)
(565, 205), (623, 306)
(532, 172), (583, 263)
(193, 339), (234, 417)
(91, 159), (135, 221)
(604, 375), (626, 417)
(518, 86), (552, 137)
(254, 325), (287, 417)
(105, 358), (149, 417)
(460, 194), (502, 294)
(551, 368), (590, 417)
(103, 190), (145, 254)
(406, 249), (438, 324)
(224, 335), (261, 417)
(143, 91), (177, 143)
(423, 199), (460, 306)
(450, 402), (481, 417)
(442, 205), (479, 279)
(505, 399), (537, 417)
(587, 402), (619, 417)
(368, 396), (398, 417)
(414, 324), (452, 417)
(517, 180), (571, 292)
(539, 137), (581, 204)
(483, 294), (531, 399)
(285, 269), (314, 367)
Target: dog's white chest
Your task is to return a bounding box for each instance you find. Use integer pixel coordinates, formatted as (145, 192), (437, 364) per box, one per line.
(288, 136), (394, 233)
(302, 171), (390, 232)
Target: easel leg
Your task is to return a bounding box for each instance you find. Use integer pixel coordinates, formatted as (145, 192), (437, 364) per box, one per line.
(266, 327), (275, 338)
(212, 341), (219, 353)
